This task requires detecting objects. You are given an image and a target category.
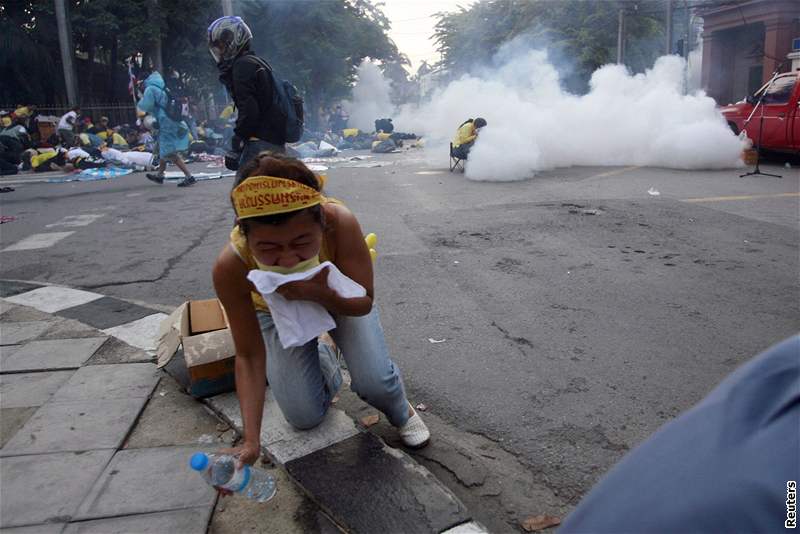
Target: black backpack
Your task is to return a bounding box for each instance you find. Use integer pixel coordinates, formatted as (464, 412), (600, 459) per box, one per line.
(161, 87), (184, 123)
(249, 57), (305, 143)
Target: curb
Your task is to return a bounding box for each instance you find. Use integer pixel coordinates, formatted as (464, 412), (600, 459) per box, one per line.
(0, 279), (487, 534)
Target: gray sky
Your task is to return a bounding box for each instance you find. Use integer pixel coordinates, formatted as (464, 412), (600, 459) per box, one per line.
(380, 0), (472, 72)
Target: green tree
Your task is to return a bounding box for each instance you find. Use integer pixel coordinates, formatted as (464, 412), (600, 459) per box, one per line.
(240, 0), (403, 128)
(434, 0), (667, 93)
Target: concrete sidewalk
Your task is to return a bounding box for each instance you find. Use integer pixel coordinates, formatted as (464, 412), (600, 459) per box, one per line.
(0, 280), (484, 533)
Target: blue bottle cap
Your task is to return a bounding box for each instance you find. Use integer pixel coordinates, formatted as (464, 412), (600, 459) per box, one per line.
(190, 452), (209, 471)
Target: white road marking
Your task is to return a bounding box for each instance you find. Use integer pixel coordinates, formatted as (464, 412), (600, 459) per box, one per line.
(125, 193), (143, 197)
(6, 286), (104, 313)
(415, 171), (445, 176)
(2, 232), (75, 251)
(45, 213), (106, 228)
(103, 313), (169, 352)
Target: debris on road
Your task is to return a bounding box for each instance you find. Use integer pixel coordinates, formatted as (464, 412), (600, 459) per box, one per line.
(360, 414), (380, 427)
(521, 514), (561, 532)
(647, 187), (661, 196)
(428, 338), (446, 344)
(415, 403), (428, 412)
(0, 215), (16, 224)
(0, 186), (15, 193)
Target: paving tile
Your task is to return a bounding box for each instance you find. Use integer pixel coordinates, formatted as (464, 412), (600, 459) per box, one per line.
(37, 317), (104, 341)
(0, 344), (20, 361)
(61, 508), (211, 534)
(102, 313), (168, 352)
(0, 524), (65, 533)
(0, 397), (148, 456)
(5, 287), (103, 313)
(207, 389), (359, 464)
(0, 450), (115, 528)
(442, 521), (490, 534)
(74, 446), (217, 520)
(0, 281), (42, 298)
(0, 302), (53, 322)
(0, 338), (106, 373)
(0, 371), (75, 408)
(52, 363), (159, 402)
(286, 432), (470, 534)
(57, 297), (162, 331)
(0, 407), (37, 449)
(84, 337), (154, 366)
(125, 374), (236, 449)
(0, 321), (53, 345)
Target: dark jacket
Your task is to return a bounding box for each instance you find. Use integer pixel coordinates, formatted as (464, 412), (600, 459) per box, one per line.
(220, 51), (280, 145)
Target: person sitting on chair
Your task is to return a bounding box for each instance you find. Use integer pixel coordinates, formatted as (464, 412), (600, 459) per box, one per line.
(451, 117), (486, 160)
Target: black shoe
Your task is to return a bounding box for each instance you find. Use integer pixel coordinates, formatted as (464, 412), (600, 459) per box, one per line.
(146, 173), (164, 185)
(177, 176), (196, 187)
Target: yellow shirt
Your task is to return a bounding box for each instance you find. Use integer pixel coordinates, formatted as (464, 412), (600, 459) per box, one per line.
(453, 122), (477, 148)
(219, 104), (235, 120)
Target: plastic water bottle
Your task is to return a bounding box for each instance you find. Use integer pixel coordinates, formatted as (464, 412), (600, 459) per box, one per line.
(189, 452), (277, 503)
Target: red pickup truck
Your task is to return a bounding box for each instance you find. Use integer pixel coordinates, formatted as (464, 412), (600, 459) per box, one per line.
(720, 71), (800, 155)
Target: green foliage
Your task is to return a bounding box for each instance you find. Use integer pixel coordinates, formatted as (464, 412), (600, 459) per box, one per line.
(239, 0), (402, 127)
(433, 0), (667, 93)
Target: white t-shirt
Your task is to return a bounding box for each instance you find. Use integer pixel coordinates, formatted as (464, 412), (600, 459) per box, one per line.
(58, 111), (77, 130)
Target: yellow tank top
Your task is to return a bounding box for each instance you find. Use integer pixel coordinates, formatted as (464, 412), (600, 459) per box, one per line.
(229, 200), (339, 311)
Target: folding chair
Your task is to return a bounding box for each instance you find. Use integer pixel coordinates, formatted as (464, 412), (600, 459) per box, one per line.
(449, 142), (464, 172)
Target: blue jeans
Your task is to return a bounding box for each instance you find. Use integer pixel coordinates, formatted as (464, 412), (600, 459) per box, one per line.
(239, 139), (285, 168)
(257, 307), (410, 430)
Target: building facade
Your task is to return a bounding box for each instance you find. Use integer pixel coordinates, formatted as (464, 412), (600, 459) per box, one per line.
(700, 0), (800, 105)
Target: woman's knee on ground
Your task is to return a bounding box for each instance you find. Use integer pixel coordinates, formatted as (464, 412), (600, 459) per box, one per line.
(279, 400), (327, 430)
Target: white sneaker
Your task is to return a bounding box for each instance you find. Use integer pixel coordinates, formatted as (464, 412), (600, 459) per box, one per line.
(398, 404), (430, 449)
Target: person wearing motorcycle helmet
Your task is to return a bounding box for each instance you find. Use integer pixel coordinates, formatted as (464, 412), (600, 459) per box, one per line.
(208, 16), (285, 169)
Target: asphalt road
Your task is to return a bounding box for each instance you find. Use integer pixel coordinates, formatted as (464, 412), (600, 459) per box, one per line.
(2, 150), (798, 508)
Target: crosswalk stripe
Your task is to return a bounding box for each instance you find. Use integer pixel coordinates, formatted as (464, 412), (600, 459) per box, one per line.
(45, 214), (106, 228)
(5, 286), (104, 313)
(2, 232), (75, 252)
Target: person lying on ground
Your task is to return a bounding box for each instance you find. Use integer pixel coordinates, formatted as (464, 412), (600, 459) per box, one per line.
(212, 153), (430, 467)
(452, 117), (486, 160)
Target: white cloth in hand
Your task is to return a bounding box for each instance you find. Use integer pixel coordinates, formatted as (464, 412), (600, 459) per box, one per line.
(247, 261), (366, 349)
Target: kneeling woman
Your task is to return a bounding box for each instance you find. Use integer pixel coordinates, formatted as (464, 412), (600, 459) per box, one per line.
(213, 153), (429, 465)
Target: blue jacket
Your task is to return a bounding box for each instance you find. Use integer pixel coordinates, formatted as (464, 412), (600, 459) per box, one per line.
(137, 72), (189, 158)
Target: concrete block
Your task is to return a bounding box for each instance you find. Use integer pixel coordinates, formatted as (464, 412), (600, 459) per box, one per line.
(0, 338), (107, 372)
(52, 363), (159, 402)
(125, 374), (235, 449)
(74, 446), (217, 520)
(0, 321), (51, 345)
(102, 313), (168, 352)
(441, 521), (490, 534)
(207, 389), (359, 464)
(0, 407), (36, 449)
(0, 281), (42, 298)
(0, 302), (52, 322)
(285, 433), (470, 534)
(5, 286), (103, 313)
(57, 297), (161, 331)
(62, 508), (211, 534)
(0, 524), (65, 533)
(0, 371), (75, 408)
(0, 450), (114, 528)
(85, 337), (154, 366)
(0, 397), (147, 456)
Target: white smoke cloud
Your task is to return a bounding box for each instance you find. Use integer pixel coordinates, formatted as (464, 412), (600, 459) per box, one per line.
(394, 47), (745, 181)
(344, 60), (395, 132)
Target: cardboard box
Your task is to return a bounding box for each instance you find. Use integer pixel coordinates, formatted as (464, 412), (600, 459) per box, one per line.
(157, 299), (236, 398)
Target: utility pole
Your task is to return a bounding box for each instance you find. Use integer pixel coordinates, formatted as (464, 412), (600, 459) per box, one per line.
(221, 0), (233, 16)
(54, 0), (78, 106)
(665, 0), (673, 55)
(617, 8), (626, 65)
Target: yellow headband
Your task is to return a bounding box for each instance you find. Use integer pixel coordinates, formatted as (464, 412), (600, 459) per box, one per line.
(232, 176), (321, 220)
